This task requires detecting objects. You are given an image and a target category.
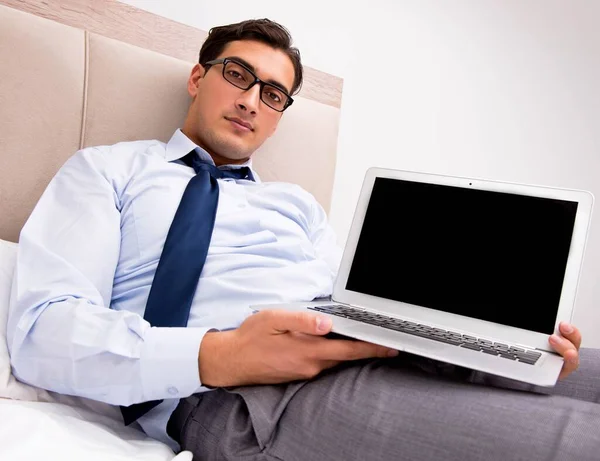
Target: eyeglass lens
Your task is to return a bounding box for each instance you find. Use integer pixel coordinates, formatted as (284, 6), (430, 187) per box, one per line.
(223, 61), (288, 111)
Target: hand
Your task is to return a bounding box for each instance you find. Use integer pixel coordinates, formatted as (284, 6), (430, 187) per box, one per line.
(549, 322), (581, 380)
(198, 310), (399, 388)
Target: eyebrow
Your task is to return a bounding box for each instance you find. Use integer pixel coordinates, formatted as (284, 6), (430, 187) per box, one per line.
(227, 56), (291, 95)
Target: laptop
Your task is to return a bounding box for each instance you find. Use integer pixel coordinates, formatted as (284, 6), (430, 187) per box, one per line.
(252, 168), (594, 386)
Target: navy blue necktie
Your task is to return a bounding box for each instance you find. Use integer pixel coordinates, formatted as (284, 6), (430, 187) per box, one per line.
(120, 152), (254, 425)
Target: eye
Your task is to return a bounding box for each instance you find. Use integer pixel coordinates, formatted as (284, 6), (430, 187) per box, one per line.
(227, 70), (246, 81)
(264, 89), (283, 103)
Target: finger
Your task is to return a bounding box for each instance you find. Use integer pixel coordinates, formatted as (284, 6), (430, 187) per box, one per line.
(558, 347), (579, 380)
(559, 322), (582, 350)
(317, 338), (399, 361)
(320, 359), (344, 372)
(263, 310), (333, 336)
(549, 333), (578, 357)
(549, 334), (579, 379)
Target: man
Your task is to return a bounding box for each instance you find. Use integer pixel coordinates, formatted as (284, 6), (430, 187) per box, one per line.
(8, 18), (600, 461)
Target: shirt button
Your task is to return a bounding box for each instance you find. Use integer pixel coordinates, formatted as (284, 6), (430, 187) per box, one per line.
(167, 386), (179, 396)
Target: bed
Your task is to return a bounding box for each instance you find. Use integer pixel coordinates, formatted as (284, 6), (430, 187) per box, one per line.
(0, 1), (342, 459)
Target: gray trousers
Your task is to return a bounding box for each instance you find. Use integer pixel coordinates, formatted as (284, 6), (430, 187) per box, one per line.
(170, 349), (600, 460)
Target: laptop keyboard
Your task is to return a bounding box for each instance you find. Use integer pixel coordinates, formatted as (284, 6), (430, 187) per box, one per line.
(308, 304), (542, 365)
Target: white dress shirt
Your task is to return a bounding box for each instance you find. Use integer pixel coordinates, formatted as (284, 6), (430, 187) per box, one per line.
(8, 129), (341, 448)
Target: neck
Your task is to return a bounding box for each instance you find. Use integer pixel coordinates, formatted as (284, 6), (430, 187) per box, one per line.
(180, 127), (250, 167)
(210, 151), (250, 167)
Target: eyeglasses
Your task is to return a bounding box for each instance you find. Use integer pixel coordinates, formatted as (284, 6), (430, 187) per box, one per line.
(204, 58), (294, 112)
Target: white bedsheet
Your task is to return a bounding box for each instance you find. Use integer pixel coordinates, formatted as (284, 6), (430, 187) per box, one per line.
(0, 399), (192, 461)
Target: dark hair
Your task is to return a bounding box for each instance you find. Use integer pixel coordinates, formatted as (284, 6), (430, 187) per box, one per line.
(199, 19), (303, 95)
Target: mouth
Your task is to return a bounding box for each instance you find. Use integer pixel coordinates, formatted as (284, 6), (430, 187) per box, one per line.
(225, 117), (254, 132)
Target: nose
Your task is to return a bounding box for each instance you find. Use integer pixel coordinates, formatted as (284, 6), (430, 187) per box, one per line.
(235, 83), (261, 115)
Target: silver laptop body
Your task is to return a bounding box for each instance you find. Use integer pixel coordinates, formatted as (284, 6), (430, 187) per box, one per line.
(253, 168), (594, 386)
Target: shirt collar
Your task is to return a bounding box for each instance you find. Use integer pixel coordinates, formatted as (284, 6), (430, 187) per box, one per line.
(165, 129), (260, 181)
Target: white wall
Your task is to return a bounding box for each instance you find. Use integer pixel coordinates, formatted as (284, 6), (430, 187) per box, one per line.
(120, 0), (600, 347)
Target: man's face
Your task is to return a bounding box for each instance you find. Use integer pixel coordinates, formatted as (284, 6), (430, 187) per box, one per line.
(182, 40), (295, 166)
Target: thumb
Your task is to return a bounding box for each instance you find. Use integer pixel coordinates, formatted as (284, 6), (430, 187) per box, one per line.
(265, 310), (333, 336)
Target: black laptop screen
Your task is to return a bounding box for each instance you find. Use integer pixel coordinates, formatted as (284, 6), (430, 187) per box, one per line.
(345, 177), (578, 334)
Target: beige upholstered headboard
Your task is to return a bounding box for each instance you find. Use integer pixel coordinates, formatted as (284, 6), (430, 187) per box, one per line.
(0, 0), (343, 243)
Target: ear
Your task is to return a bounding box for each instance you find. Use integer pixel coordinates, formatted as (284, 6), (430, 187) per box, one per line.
(187, 63), (206, 98)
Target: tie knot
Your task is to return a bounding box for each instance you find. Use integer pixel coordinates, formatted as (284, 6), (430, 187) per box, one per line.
(183, 152), (254, 182)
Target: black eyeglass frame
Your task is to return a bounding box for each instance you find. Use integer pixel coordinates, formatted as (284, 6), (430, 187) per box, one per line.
(203, 58), (294, 112)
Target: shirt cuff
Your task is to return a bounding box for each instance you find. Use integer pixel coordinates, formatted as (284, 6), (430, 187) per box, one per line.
(140, 326), (212, 402)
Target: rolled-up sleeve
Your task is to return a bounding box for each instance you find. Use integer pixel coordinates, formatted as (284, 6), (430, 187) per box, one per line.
(7, 148), (207, 405)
